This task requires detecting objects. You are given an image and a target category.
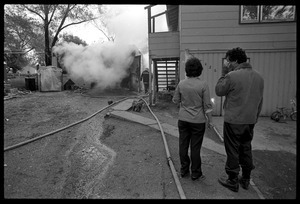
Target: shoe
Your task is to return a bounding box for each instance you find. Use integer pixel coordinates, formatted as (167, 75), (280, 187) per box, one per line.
(218, 177), (239, 192)
(180, 171), (189, 178)
(191, 175), (206, 181)
(239, 177), (250, 190)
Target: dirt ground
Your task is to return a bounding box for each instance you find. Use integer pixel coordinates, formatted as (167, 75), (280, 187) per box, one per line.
(3, 88), (296, 199)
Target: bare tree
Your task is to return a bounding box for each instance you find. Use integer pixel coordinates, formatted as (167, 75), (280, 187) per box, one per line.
(21, 4), (97, 65)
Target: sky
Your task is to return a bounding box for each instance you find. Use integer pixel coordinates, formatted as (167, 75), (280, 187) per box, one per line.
(64, 4), (167, 48)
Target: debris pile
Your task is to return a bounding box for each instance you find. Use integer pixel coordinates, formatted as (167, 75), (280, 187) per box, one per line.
(4, 83), (32, 100)
(132, 99), (144, 112)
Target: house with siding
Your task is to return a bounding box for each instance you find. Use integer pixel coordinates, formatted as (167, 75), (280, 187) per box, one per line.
(145, 5), (296, 116)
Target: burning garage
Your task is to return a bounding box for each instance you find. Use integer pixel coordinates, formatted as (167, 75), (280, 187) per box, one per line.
(52, 41), (144, 94)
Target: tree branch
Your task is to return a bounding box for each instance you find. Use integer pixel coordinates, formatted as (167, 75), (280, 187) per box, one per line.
(56, 5), (70, 32)
(68, 4), (77, 12)
(94, 25), (112, 42)
(60, 17), (98, 30)
(48, 4), (59, 23)
(23, 47), (35, 54)
(50, 5), (71, 47)
(23, 5), (45, 21)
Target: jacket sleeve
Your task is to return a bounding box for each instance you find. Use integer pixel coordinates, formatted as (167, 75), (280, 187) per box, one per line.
(256, 77), (264, 122)
(172, 84), (181, 104)
(203, 83), (212, 114)
(215, 74), (231, 97)
(258, 97), (263, 115)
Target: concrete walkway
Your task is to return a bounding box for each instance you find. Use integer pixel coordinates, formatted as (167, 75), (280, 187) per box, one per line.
(108, 99), (267, 199)
(209, 116), (296, 155)
(110, 110), (226, 156)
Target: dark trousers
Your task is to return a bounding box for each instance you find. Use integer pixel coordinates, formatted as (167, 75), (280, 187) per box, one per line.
(178, 120), (205, 177)
(223, 122), (255, 179)
(143, 82), (149, 93)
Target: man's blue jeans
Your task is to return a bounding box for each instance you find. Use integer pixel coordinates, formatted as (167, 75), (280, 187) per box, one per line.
(178, 120), (206, 178)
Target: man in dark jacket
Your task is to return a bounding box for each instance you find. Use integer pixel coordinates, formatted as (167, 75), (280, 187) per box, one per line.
(215, 47), (264, 192)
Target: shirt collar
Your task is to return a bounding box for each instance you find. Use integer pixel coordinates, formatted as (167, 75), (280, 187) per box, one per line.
(234, 62), (252, 71)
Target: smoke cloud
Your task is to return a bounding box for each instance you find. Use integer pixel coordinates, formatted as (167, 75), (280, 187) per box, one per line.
(53, 5), (161, 89)
(53, 41), (138, 89)
(106, 5), (149, 68)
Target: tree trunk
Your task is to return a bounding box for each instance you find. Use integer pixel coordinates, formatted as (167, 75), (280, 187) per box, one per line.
(44, 24), (51, 66)
(44, 6), (51, 66)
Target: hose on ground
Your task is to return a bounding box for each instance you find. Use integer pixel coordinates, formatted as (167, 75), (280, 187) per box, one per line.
(4, 95), (186, 199)
(3, 96), (133, 152)
(139, 98), (187, 199)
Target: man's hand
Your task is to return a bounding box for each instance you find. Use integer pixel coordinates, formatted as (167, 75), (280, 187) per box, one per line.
(206, 121), (212, 129)
(222, 64), (230, 76)
(205, 112), (213, 129)
(222, 62), (236, 76)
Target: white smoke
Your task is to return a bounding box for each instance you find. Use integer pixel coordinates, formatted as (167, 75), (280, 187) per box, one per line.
(106, 5), (149, 69)
(53, 5), (167, 89)
(53, 41), (138, 89)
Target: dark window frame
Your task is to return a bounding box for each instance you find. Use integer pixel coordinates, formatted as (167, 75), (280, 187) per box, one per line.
(239, 5), (296, 24)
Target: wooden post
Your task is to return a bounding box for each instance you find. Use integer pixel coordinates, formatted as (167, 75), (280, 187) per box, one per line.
(149, 56), (152, 105)
(152, 61), (156, 104)
(147, 7), (151, 34)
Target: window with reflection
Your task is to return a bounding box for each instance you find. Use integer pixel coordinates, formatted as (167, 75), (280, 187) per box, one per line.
(240, 5), (296, 24)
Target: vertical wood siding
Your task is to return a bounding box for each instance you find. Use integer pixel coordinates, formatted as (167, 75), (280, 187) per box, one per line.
(246, 51), (296, 116)
(187, 50), (296, 116)
(188, 51), (224, 116)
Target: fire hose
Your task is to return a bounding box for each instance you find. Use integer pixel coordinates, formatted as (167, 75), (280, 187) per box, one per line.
(139, 98), (186, 199)
(3, 95), (186, 199)
(3, 96), (133, 152)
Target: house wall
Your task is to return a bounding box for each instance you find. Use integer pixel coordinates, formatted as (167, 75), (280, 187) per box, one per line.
(189, 50), (296, 116)
(179, 5), (296, 50)
(149, 31), (180, 59)
(179, 5), (297, 116)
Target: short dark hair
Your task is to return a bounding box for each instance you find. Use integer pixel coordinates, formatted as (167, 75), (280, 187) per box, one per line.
(185, 57), (203, 77)
(225, 47), (247, 64)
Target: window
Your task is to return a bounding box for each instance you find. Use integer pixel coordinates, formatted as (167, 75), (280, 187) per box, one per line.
(241, 5), (259, 23)
(261, 6), (296, 22)
(147, 5), (169, 33)
(240, 5), (296, 24)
